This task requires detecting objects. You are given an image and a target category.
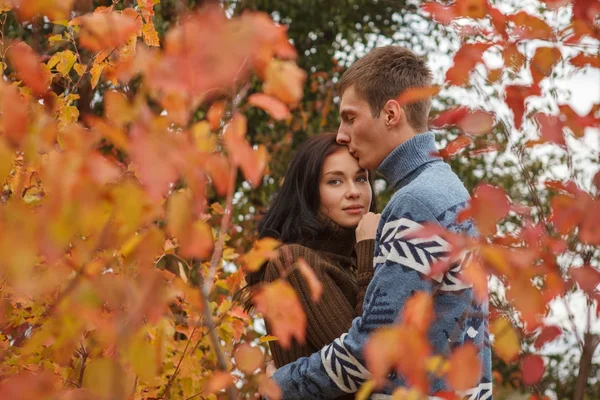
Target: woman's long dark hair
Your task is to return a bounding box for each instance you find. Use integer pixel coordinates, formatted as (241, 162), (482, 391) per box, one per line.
(237, 132), (376, 310)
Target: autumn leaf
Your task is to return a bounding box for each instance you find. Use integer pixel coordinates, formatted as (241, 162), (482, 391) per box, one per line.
(461, 256), (488, 302)
(570, 265), (600, 294)
(570, 53), (600, 69)
(438, 135), (472, 158)
(296, 258), (323, 302)
(356, 380), (376, 400)
(445, 43), (493, 86)
(7, 42), (51, 96)
(258, 373), (282, 400)
(179, 221), (214, 260)
(505, 84), (541, 130)
(534, 325), (562, 349)
(534, 113), (566, 146)
(530, 47), (561, 84)
(503, 44), (526, 73)
(421, 3), (457, 24)
(142, 22), (160, 46)
(73, 10), (142, 52)
(0, 84), (29, 147)
(549, 194), (582, 234)
(47, 50), (77, 77)
(234, 343), (264, 375)
(579, 199), (600, 245)
(457, 110), (495, 135)
(396, 85), (441, 106)
(206, 371), (234, 394)
(460, 184), (510, 236)
(509, 12), (555, 40)
(447, 344), (482, 390)
(248, 93), (292, 120)
(263, 59), (307, 106)
(9, 0), (74, 21)
(491, 317), (520, 363)
(242, 237), (280, 272)
(455, 0), (489, 18)
(206, 153), (232, 196)
(402, 291), (434, 333)
(521, 354), (545, 386)
(253, 280), (306, 348)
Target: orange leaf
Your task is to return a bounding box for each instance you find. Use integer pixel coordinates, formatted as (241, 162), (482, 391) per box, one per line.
(10, 0), (74, 21)
(430, 107), (470, 128)
(258, 373), (282, 400)
(503, 44), (526, 73)
(506, 84), (541, 130)
(421, 3), (457, 24)
(206, 371), (234, 394)
(579, 199), (600, 245)
(534, 325), (562, 349)
(242, 237), (280, 272)
(403, 292), (434, 333)
(461, 256), (488, 302)
(570, 265), (600, 294)
(457, 110), (495, 135)
(0, 84), (29, 147)
(455, 0), (489, 19)
(233, 343), (264, 375)
(206, 153), (232, 196)
(248, 93), (291, 120)
(207, 101), (226, 131)
(74, 11), (142, 52)
(461, 184), (510, 236)
(263, 59), (307, 106)
(491, 317), (520, 363)
(104, 90), (133, 127)
(570, 53), (600, 69)
(521, 354), (545, 386)
(396, 85), (441, 106)
(296, 258), (323, 302)
(530, 47), (561, 84)
(559, 104), (600, 138)
(549, 194), (582, 234)
(446, 43), (493, 86)
(179, 221), (214, 260)
(7, 42), (51, 96)
(508, 12), (555, 40)
(447, 344), (482, 391)
(253, 280), (306, 348)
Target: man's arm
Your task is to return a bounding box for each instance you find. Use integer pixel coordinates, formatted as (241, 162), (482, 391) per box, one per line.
(272, 194), (451, 398)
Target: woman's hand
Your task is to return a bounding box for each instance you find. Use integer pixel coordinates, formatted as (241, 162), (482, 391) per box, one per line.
(355, 212), (381, 242)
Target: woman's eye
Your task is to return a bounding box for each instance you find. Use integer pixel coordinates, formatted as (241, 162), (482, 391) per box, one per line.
(328, 179), (342, 185)
(356, 176), (368, 183)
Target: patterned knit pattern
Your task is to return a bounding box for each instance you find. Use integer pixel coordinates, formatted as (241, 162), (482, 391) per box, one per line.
(272, 133), (492, 399)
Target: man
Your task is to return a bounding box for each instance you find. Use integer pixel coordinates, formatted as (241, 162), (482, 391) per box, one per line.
(270, 46), (492, 399)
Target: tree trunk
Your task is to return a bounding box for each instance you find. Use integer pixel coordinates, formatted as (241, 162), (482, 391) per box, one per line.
(573, 332), (600, 400)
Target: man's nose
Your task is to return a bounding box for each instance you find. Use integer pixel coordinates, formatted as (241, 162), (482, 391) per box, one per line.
(336, 125), (350, 145)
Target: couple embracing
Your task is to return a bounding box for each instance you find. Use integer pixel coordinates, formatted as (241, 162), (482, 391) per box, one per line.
(244, 46), (492, 400)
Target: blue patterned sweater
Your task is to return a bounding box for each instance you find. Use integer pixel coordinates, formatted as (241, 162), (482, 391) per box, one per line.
(271, 132), (492, 399)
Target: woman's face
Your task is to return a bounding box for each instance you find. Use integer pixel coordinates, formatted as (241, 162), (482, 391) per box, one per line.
(318, 148), (372, 228)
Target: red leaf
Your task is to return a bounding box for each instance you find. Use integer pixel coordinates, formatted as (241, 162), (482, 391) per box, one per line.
(421, 3), (457, 24)
(549, 194), (582, 234)
(570, 265), (600, 294)
(530, 47), (561, 84)
(593, 171), (600, 193)
(396, 85), (441, 106)
(506, 85), (541, 130)
(207, 101), (226, 131)
(455, 0), (490, 19)
(248, 93), (291, 120)
(534, 326), (562, 349)
(458, 110), (495, 135)
(7, 42), (51, 96)
(430, 107), (470, 128)
(521, 355), (545, 386)
(439, 135), (472, 158)
(573, 0), (600, 25)
(296, 258), (323, 302)
(253, 280), (306, 348)
(559, 104), (600, 138)
(489, 7), (508, 36)
(534, 113), (566, 146)
(446, 43), (493, 86)
(447, 344), (482, 390)
(570, 53), (600, 69)
(463, 184), (510, 236)
(578, 199), (600, 245)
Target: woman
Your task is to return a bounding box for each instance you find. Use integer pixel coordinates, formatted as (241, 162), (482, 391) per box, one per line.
(243, 132), (380, 370)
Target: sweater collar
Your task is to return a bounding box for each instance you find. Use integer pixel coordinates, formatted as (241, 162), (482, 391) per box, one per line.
(303, 213), (356, 258)
(376, 132), (441, 190)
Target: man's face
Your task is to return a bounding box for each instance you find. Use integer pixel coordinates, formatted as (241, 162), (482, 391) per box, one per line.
(336, 86), (388, 170)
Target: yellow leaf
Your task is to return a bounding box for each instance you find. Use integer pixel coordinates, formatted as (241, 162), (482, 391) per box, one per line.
(126, 333), (158, 382)
(47, 50), (77, 76)
(425, 355), (449, 377)
(0, 1), (12, 12)
(48, 34), (63, 43)
(356, 380), (376, 400)
(83, 358), (119, 398)
(90, 62), (105, 89)
(0, 139), (14, 183)
(491, 317), (521, 363)
(242, 237), (280, 272)
(142, 22), (160, 47)
(73, 63), (85, 76)
(167, 189), (192, 237)
(192, 121), (217, 153)
(53, 19), (69, 27)
(258, 335), (279, 344)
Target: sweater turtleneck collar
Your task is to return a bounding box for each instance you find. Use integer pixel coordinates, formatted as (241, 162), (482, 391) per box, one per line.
(301, 213), (356, 258)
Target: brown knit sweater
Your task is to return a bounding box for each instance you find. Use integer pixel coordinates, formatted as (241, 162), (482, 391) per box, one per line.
(261, 216), (375, 370)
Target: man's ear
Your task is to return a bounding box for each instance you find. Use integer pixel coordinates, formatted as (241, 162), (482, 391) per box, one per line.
(382, 99), (406, 129)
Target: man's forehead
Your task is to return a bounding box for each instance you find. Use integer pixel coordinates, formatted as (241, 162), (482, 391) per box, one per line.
(340, 87), (366, 110)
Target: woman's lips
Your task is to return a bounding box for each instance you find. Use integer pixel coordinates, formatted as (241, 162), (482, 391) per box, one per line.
(343, 206), (364, 215)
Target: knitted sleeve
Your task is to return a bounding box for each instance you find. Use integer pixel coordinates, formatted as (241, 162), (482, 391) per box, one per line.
(262, 244), (356, 368)
(354, 239), (375, 316)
